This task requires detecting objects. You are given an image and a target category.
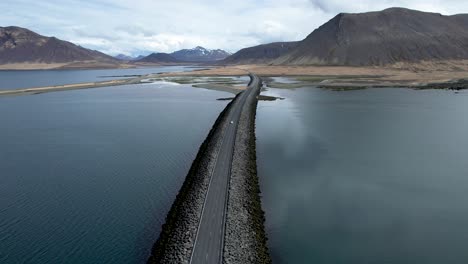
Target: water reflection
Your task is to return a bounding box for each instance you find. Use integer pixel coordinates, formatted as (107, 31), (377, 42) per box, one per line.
(256, 87), (468, 263)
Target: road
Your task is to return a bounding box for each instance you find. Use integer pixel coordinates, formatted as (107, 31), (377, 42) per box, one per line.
(189, 73), (261, 264)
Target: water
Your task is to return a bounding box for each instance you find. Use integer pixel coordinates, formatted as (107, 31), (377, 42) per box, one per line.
(0, 81), (230, 263)
(256, 86), (468, 264)
(270, 77), (300, 84)
(0, 66), (199, 90)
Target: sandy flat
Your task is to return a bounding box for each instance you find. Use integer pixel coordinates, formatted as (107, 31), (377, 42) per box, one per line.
(2, 60), (468, 97)
(0, 61), (133, 70)
(0, 78), (137, 97)
(157, 61), (468, 87)
(0, 63), (68, 70)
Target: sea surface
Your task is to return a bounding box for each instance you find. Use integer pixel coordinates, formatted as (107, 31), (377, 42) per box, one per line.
(0, 66), (201, 90)
(256, 86), (468, 264)
(0, 78), (230, 263)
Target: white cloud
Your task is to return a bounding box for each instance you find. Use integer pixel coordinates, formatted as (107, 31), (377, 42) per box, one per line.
(1, 0), (468, 56)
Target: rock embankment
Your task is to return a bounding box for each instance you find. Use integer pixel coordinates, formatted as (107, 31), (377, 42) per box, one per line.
(147, 93), (241, 264)
(223, 77), (271, 263)
(147, 74), (271, 263)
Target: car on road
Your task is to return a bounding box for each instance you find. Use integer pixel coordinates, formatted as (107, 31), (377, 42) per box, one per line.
(230, 121), (234, 124)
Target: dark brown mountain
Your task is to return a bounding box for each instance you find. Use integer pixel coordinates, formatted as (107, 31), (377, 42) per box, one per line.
(0, 26), (118, 65)
(135, 53), (180, 63)
(222, 42), (298, 64)
(274, 8), (468, 66)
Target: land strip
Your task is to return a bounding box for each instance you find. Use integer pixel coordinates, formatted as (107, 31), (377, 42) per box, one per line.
(3, 61), (468, 98)
(147, 91), (239, 263)
(147, 74), (270, 264)
(156, 62), (468, 90)
(0, 77), (144, 97)
(223, 75), (271, 264)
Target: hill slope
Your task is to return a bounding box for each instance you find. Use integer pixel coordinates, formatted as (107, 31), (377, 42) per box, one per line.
(0, 26), (118, 65)
(222, 42), (298, 64)
(274, 8), (468, 66)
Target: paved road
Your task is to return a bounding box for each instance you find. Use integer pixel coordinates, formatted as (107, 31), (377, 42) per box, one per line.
(189, 74), (261, 264)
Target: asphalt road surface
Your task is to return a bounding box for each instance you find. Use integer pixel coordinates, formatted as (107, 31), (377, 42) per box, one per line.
(189, 74), (261, 264)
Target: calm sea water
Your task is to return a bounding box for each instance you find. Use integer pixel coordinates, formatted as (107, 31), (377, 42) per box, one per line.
(0, 66), (200, 90)
(0, 81), (230, 263)
(256, 86), (468, 264)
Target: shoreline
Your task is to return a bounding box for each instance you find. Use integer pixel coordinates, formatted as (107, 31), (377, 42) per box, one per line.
(2, 64), (468, 97)
(156, 64), (468, 90)
(0, 61), (198, 71)
(0, 78), (142, 97)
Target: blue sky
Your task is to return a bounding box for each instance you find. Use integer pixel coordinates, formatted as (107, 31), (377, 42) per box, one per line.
(1, 0), (467, 56)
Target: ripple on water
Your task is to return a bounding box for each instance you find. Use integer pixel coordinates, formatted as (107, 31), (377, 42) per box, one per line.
(0, 82), (231, 263)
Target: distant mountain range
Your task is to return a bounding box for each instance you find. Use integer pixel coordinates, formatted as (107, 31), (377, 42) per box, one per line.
(0, 26), (229, 68)
(135, 46), (231, 64)
(114, 54), (145, 61)
(0, 26), (119, 68)
(135, 53), (180, 63)
(5, 8), (468, 69)
(171, 46), (231, 62)
(224, 8), (468, 66)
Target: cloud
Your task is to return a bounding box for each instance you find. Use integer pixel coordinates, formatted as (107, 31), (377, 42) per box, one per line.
(1, 0), (468, 56)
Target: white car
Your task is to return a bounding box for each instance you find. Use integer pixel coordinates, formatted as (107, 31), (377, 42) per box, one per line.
(230, 121), (234, 124)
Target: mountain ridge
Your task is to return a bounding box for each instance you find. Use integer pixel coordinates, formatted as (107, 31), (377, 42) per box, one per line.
(0, 26), (118, 66)
(135, 46), (231, 64)
(222, 42), (298, 64)
(5, 8), (468, 68)
(273, 8), (468, 66)
(224, 8), (468, 66)
(170, 46), (231, 62)
(135, 52), (180, 63)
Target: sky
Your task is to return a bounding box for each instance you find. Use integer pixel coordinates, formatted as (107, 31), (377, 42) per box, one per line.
(1, 0), (468, 56)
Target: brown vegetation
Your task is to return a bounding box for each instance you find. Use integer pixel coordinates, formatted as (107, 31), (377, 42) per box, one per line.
(158, 62), (468, 87)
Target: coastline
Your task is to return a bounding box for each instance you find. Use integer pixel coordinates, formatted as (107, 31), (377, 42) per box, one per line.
(156, 63), (468, 90)
(2, 63), (468, 97)
(0, 78), (142, 97)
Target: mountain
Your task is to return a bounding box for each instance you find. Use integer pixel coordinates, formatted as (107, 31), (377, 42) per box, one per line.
(170, 46), (231, 62)
(274, 8), (468, 66)
(115, 54), (147, 61)
(114, 54), (135, 61)
(136, 47), (230, 63)
(135, 52), (180, 63)
(0, 26), (118, 66)
(222, 42), (298, 64)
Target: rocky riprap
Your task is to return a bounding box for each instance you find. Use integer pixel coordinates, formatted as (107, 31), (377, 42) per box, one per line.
(147, 94), (240, 264)
(147, 76), (271, 264)
(223, 79), (271, 264)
